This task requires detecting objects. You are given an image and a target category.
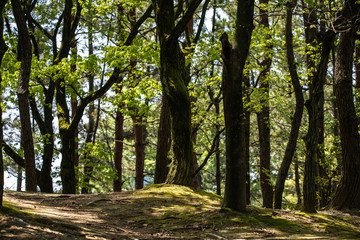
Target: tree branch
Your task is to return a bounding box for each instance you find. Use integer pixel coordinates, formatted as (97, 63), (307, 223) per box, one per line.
(171, 0), (203, 41)
(124, 4), (153, 46)
(2, 141), (41, 177)
(193, 127), (225, 178)
(194, 0), (211, 44)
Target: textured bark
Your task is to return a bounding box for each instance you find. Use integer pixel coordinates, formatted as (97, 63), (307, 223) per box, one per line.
(243, 76), (251, 205)
(301, 3), (318, 213)
(17, 165), (22, 191)
(294, 156), (302, 205)
(355, 44), (360, 122)
(331, 11), (360, 209)
(302, 3), (334, 212)
(70, 46), (80, 193)
(27, 16), (57, 193)
(221, 0), (254, 212)
(274, 1), (304, 209)
(132, 115), (145, 190)
(153, 0), (202, 186)
(29, 87), (55, 193)
(11, 0), (37, 192)
(0, 0), (7, 205)
(113, 80), (124, 192)
(257, 0), (273, 208)
(215, 102), (222, 196)
(81, 30), (96, 194)
(154, 95), (171, 184)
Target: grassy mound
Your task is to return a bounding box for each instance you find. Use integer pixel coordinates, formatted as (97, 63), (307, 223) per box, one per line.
(1, 184), (360, 239)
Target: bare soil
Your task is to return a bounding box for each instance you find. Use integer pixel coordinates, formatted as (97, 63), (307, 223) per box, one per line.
(1, 184), (360, 239)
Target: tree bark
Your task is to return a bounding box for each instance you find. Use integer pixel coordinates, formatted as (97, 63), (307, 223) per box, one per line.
(221, 0), (254, 211)
(0, 0), (8, 205)
(11, 0), (37, 192)
(331, 13), (360, 209)
(243, 76), (251, 204)
(113, 80), (124, 192)
(257, 0), (273, 208)
(294, 155), (302, 205)
(17, 165), (22, 191)
(274, 1), (304, 209)
(81, 28), (96, 194)
(153, 0), (202, 186)
(302, 3), (334, 212)
(132, 114), (145, 190)
(154, 95), (171, 184)
(355, 43), (360, 122)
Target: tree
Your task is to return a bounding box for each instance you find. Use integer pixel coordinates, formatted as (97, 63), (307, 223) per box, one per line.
(0, 0), (8, 206)
(330, 0), (360, 210)
(152, 0), (202, 186)
(154, 95), (171, 184)
(11, 0), (37, 192)
(113, 80), (124, 192)
(221, 0), (254, 211)
(301, 1), (334, 213)
(256, 0), (273, 208)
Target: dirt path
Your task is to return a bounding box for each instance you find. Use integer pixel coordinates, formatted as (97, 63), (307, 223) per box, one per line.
(1, 184), (360, 239)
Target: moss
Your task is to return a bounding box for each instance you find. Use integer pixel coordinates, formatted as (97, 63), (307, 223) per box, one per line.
(1, 200), (35, 218)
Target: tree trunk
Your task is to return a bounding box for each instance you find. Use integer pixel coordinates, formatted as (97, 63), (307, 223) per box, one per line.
(17, 165), (22, 191)
(215, 102), (222, 196)
(355, 43), (360, 121)
(71, 45), (79, 193)
(0, 0), (7, 205)
(113, 80), (124, 192)
(11, 0), (37, 192)
(154, 95), (171, 184)
(153, 0), (202, 186)
(132, 115), (145, 189)
(81, 29), (96, 194)
(221, 0), (254, 212)
(302, 4), (334, 212)
(244, 76), (251, 204)
(257, 0), (273, 208)
(294, 155), (302, 205)
(331, 26), (360, 210)
(274, 1), (304, 209)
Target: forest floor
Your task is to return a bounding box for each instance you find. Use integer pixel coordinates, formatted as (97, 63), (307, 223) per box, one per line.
(1, 184), (360, 239)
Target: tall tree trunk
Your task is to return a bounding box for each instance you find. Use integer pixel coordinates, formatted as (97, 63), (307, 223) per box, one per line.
(244, 81), (251, 205)
(154, 104), (170, 186)
(81, 28), (95, 194)
(257, 0), (273, 208)
(132, 114), (145, 189)
(302, 4), (334, 212)
(71, 45), (79, 192)
(11, 0), (37, 192)
(294, 155), (302, 205)
(355, 43), (360, 120)
(153, 0), (202, 186)
(113, 80), (124, 192)
(55, 0), (81, 194)
(274, 1), (304, 209)
(302, 3), (318, 213)
(331, 13), (360, 209)
(0, 0), (7, 205)
(221, 0), (255, 211)
(154, 95), (171, 184)
(17, 165), (22, 191)
(215, 102), (222, 196)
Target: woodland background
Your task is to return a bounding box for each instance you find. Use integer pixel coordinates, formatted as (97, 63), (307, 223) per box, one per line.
(0, 0), (360, 214)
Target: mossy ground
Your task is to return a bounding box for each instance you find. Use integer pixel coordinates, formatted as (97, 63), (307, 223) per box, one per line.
(1, 184), (360, 239)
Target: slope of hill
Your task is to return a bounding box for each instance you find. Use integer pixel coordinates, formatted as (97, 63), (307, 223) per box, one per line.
(1, 184), (360, 239)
